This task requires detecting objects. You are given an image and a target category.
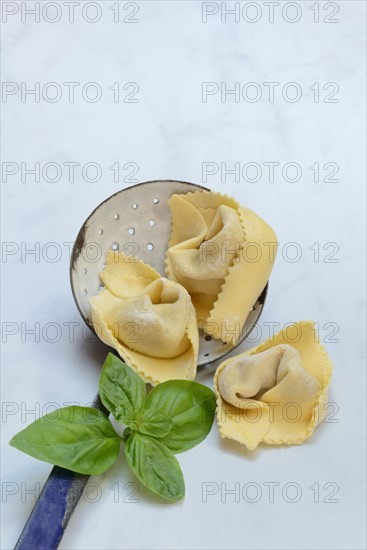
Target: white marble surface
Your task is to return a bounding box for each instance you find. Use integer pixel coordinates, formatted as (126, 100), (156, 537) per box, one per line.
(1, 1), (366, 549)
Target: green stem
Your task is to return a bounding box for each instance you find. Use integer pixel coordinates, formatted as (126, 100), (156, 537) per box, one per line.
(122, 427), (131, 441)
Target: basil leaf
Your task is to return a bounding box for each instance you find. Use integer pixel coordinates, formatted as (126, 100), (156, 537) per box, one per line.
(9, 406), (120, 475)
(144, 380), (216, 453)
(129, 409), (173, 438)
(99, 353), (146, 423)
(124, 432), (184, 502)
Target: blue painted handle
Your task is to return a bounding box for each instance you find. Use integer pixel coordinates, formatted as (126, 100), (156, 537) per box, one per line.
(14, 467), (89, 550)
(14, 394), (107, 550)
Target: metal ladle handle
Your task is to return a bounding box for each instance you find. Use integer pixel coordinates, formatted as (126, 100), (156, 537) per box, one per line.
(14, 395), (107, 550)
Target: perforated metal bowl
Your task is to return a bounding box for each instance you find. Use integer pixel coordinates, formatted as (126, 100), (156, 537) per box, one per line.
(70, 180), (268, 366)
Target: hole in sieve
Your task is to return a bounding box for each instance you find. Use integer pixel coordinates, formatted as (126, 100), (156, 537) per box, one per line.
(111, 243), (119, 251)
(205, 335), (212, 341)
(128, 228), (135, 236)
(146, 243), (154, 251)
(149, 219), (155, 226)
(98, 229), (103, 235)
(132, 203), (138, 210)
(99, 285), (104, 291)
(84, 289), (88, 295)
(114, 214), (120, 220)
(83, 268), (87, 274)
(153, 198), (159, 204)
(204, 353), (209, 357)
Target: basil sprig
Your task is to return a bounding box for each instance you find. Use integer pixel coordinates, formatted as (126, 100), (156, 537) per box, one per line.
(10, 353), (216, 502)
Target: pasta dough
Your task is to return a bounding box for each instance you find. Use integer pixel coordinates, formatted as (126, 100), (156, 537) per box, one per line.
(214, 322), (332, 450)
(165, 190), (277, 345)
(90, 251), (199, 385)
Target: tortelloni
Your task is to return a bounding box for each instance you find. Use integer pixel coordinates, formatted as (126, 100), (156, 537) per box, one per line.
(165, 190), (277, 345)
(214, 322), (332, 450)
(89, 251), (199, 385)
